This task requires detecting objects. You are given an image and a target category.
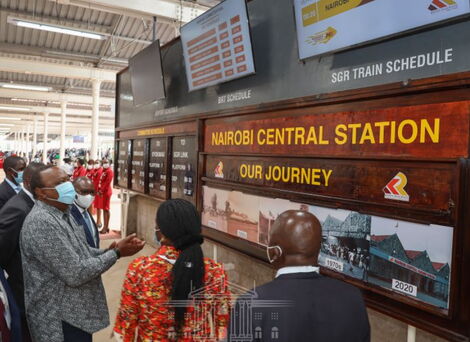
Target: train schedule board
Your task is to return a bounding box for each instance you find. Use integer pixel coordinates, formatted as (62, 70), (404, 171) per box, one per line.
(131, 139), (145, 193)
(149, 137), (168, 199)
(181, 0), (255, 91)
(171, 136), (197, 203)
(117, 140), (130, 188)
(294, 0), (470, 59)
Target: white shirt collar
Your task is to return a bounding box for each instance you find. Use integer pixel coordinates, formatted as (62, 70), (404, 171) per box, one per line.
(5, 178), (21, 193)
(74, 202), (87, 214)
(23, 188), (35, 202)
(275, 265), (320, 278)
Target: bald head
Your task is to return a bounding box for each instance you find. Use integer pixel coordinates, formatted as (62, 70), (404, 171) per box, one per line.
(73, 177), (95, 196)
(267, 210), (322, 268)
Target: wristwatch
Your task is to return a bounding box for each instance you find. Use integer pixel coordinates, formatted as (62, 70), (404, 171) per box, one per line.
(113, 248), (121, 259)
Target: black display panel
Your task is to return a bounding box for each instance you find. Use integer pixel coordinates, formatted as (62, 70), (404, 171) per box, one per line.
(131, 139), (146, 192)
(149, 137), (168, 199)
(171, 136), (197, 203)
(117, 140), (130, 188)
(129, 40), (166, 106)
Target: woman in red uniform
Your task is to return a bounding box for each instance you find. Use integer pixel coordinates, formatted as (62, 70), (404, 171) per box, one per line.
(85, 159), (95, 179)
(114, 199), (231, 341)
(95, 159), (113, 233)
(72, 158), (86, 180)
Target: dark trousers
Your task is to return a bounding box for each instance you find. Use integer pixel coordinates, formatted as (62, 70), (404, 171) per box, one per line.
(61, 321), (92, 342)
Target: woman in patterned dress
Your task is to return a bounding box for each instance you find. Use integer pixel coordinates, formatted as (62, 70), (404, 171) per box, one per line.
(114, 199), (231, 341)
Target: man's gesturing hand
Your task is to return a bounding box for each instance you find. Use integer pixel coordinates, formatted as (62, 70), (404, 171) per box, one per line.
(116, 233), (145, 257)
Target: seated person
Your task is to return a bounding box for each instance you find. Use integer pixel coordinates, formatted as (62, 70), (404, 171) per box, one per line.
(232, 210), (370, 342)
(114, 199), (231, 341)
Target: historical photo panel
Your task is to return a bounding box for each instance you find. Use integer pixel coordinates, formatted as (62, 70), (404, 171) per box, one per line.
(368, 218), (453, 309)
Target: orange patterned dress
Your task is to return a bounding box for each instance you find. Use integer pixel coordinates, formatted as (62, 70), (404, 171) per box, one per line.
(114, 245), (231, 341)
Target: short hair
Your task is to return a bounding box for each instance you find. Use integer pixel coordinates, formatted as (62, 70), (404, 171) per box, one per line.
(3, 156), (25, 171)
(63, 158), (71, 163)
(24, 162), (46, 183)
(88, 159), (95, 164)
(30, 165), (54, 199)
(77, 158), (84, 166)
(72, 176), (93, 188)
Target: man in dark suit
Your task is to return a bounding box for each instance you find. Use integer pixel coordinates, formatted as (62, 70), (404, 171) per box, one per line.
(70, 177), (100, 248)
(0, 162), (44, 342)
(233, 210), (370, 342)
(0, 156), (26, 211)
(0, 268), (22, 342)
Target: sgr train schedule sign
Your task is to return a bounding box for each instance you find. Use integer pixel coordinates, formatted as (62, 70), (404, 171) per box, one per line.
(181, 0), (255, 91)
(294, 0), (470, 59)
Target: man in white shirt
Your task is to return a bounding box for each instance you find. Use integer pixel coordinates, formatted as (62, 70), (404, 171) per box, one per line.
(60, 158), (74, 177)
(233, 210), (370, 342)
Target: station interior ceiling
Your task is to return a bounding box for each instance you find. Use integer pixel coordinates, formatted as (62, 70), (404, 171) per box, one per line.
(0, 0), (220, 144)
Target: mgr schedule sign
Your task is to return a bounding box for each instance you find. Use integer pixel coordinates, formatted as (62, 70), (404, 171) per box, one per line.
(294, 0), (470, 59)
(181, 0), (255, 91)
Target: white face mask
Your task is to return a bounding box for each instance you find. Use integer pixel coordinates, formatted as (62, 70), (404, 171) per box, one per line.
(87, 165), (93, 170)
(94, 164), (100, 169)
(103, 163), (110, 169)
(75, 194), (95, 209)
(266, 245), (283, 263)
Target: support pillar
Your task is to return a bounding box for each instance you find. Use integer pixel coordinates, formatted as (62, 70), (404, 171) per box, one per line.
(32, 115), (38, 160)
(91, 79), (101, 160)
(21, 128), (26, 158)
(59, 100), (67, 166)
(42, 111), (49, 164)
(26, 123), (31, 162)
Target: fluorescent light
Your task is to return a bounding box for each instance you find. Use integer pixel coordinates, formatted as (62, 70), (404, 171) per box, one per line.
(12, 98), (46, 103)
(2, 84), (50, 92)
(0, 106), (30, 112)
(0, 117), (21, 121)
(12, 19), (104, 40)
(0, 124), (15, 127)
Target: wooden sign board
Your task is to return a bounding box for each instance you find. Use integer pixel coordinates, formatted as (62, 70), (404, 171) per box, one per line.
(204, 101), (470, 159)
(204, 155), (457, 222)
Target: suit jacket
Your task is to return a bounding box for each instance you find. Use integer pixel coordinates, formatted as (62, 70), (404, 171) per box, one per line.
(0, 191), (35, 314)
(0, 269), (22, 342)
(0, 180), (16, 211)
(20, 201), (118, 342)
(235, 272), (370, 342)
(70, 204), (100, 248)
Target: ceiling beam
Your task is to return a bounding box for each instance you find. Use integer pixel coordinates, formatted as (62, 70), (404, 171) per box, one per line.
(0, 88), (115, 106)
(0, 56), (116, 82)
(57, 0), (209, 23)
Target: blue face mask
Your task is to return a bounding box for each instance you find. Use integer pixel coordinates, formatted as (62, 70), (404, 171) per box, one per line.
(11, 168), (23, 184)
(44, 181), (77, 205)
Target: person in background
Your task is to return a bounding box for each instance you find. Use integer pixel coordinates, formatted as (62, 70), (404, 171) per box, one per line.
(70, 177), (99, 248)
(95, 159), (113, 234)
(72, 158), (86, 181)
(0, 156), (26, 211)
(0, 162), (44, 342)
(114, 199), (231, 341)
(60, 158), (74, 177)
(20, 166), (145, 342)
(85, 159), (95, 180)
(235, 210), (370, 342)
(0, 268), (22, 342)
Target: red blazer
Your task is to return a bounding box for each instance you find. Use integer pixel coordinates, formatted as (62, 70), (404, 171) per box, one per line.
(98, 168), (113, 197)
(93, 168), (103, 191)
(72, 166), (87, 180)
(86, 168), (95, 180)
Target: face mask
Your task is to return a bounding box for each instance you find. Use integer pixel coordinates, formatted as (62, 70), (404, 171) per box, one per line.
(43, 181), (77, 205)
(11, 168), (23, 184)
(103, 163), (110, 169)
(87, 165), (93, 170)
(266, 245), (283, 264)
(94, 164), (100, 169)
(75, 194), (95, 209)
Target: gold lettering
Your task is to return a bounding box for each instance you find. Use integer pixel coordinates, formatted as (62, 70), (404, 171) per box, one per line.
(420, 119), (440, 143)
(398, 119), (418, 144)
(335, 124), (348, 145)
